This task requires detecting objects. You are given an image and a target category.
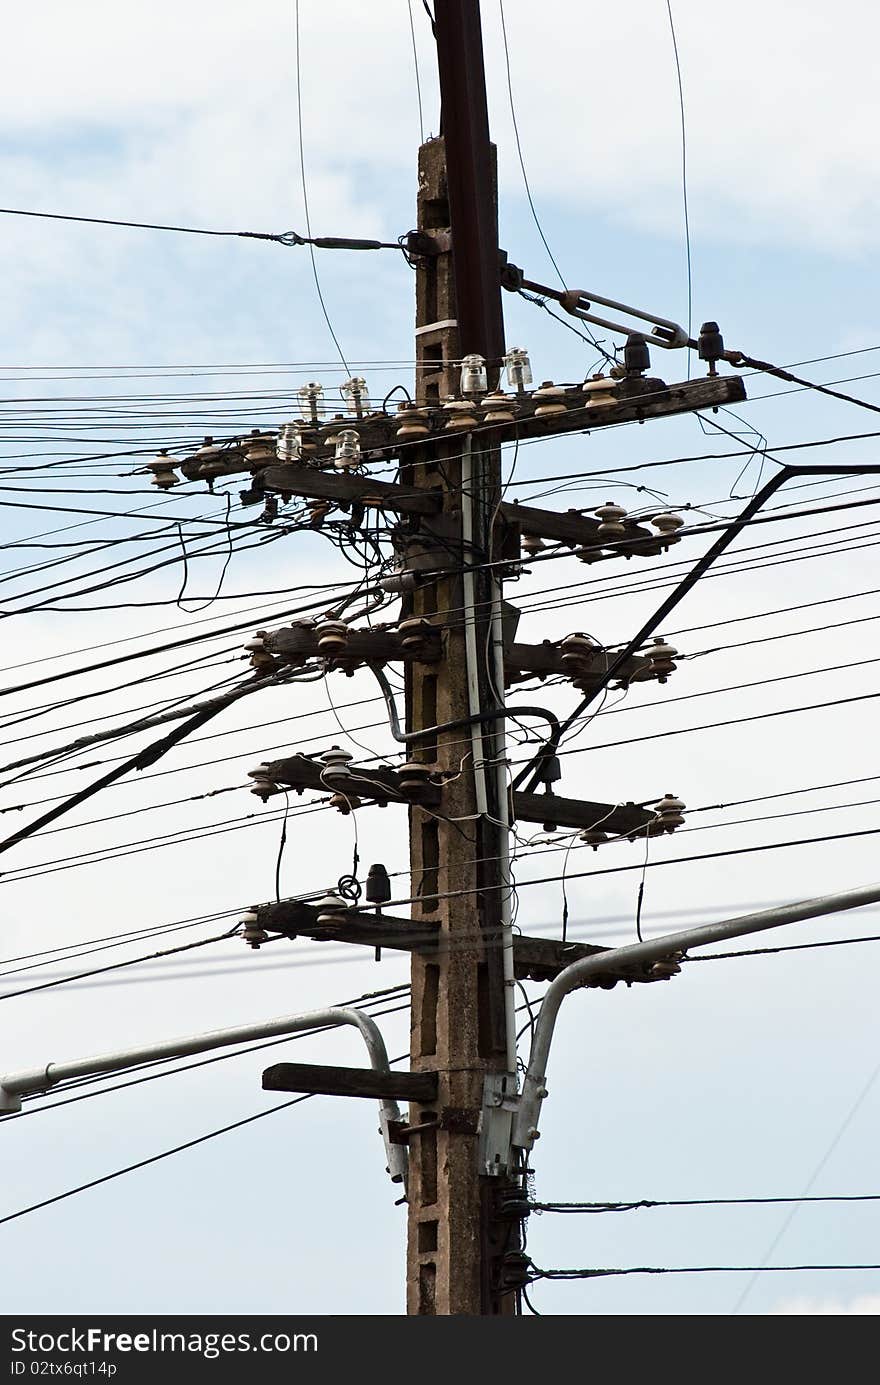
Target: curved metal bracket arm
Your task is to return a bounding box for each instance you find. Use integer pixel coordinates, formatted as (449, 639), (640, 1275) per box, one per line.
(511, 881), (880, 1153)
(508, 268), (693, 349)
(0, 1005), (408, 1185)
(555, 287), (692, 350)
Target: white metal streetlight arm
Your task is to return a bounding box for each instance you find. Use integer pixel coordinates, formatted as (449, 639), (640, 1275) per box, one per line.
(512, 881), (880, 1152)
(0, 1004), (408, 1184)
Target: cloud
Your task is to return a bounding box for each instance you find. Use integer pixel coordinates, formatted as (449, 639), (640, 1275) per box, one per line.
(2, 0), (880, 258)
(772, 1293), (880, 1315)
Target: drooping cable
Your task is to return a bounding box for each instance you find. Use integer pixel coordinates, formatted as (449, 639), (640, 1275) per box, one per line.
(0, 205), (403, 252)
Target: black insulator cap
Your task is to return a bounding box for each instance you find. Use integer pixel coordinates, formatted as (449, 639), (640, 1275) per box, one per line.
(499, 1251), (531, 1290)
(498, 1195), (532, 1221)
(539, 753), (562, 787)
(624, 332), (651, 376)
(699, 320), (725, 362)
(366, 862), (392, 905)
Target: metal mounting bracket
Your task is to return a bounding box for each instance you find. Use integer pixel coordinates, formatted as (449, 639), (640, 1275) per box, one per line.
(478, 1071), (520, 1177)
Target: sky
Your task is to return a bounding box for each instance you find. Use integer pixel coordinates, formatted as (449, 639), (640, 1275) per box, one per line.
(0, 0), (879, 1317)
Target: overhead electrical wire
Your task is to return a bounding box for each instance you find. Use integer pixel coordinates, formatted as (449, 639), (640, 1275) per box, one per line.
(684, 933), (880, 963)
(0, 585), (332, 677)
(0, 1099), (314, 1226)
(526, 1262), (880, 1282)
(0, 584), (361, 701)
(3, 560), (872, 767)
(0, 655), (247, 752)
(8, 643), (880, 839)
(0, 340), (874, 381)
(664, 0), (692, 357)
(530, 1192), (880, 1213)
(0, 925), (240, 1002)
(355, 826), (880, 915)
(0, 667), (309, 862)
(8, 222), (880, 1320)
(548, 687), (880, 761)
(0, 1016), (414, 1227)
(4, 887), (876, 979)
(7, 919), (880, 999)
(0, 912), (243, 975)
(294, 0), (352, 375)
(0, 206), (404, 254)
(406, 0), (425, 143)
(0, 519), (255, 614)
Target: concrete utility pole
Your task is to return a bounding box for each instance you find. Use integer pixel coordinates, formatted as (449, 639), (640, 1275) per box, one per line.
(188, 0), (748, 1318)
(404, 0), (519, 1316)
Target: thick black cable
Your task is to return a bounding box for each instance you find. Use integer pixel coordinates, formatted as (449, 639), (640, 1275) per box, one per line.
(515, 469), (791, 787)
(0, 678), (285, 859)
(530, 1193), (880, 1213)
(552, 687), (880, 760)
(0, 1011), (415, 1225)
(1, 521), (276, 619)
(9, 665), (880, 828)
(0, 915), (239, 978)
(0, 1097), (315, 1228)
(0, 926), (240, 1002)
(361, 825), (880, 914)
(732, 351), (880, 420)
(0, 587), (355, 700)
(685, 934), (880, 962)
(528, 1263), (880, 1281)
(0, 205), (401, 251)
(517, 462), (880, 791)
(10, 925), (880, 998)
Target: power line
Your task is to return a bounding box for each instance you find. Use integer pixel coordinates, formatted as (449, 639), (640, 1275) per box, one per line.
(0, 341), (874, 380)
(8, 922), (880, 1000)
(0, 1098), (317, 1229)
(294, 0), (351, 375)
(368, 826), (880, 913)
(0, 926), (240, 1003)
(528, 1262), (880, 1281)
(733, 352), (880, 422)
(0, 912), (240, 973)
(551, 688), (880, 760)
(0, 587), (322, 677)
(0, 671), (304, 862)
(498, 2), (564, 290)
(684, 934), (880, 963)
(10, 663), (880, 849)
(0, 206), (403, 253)
(406, 0), (425, 143)
(664, 0), (692, 359)
(530, 1193), (880, 1213)
(732, 1054), (880, 1313)
(0, 998), (414, 1226)
(0, 586), (356, 701)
